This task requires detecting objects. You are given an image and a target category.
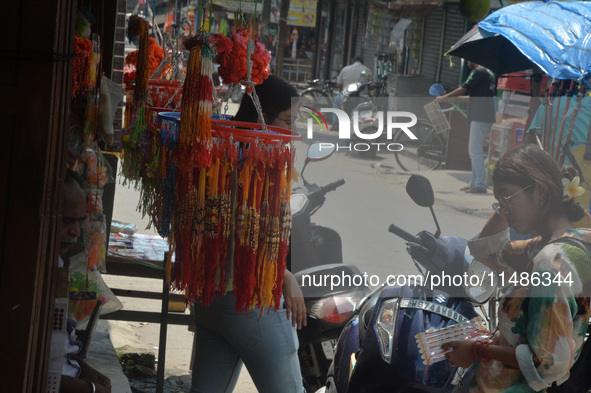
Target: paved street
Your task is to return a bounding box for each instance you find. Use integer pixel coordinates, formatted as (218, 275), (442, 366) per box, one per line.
(292, 122), (494, 282)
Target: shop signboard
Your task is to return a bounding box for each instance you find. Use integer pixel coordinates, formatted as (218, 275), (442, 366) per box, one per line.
(271, 0), (317, 27)
(214, 0), (317, 28)
(213, 0), (262, 14)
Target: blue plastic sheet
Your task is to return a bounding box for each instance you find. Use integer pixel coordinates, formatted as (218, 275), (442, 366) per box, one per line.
(478, 1), (591, 81)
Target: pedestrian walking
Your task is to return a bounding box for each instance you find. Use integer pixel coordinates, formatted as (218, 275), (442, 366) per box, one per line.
(435, 61), (496, 194)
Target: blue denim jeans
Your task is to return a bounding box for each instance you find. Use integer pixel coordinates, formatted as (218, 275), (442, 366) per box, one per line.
(332, 92), (343, 124)
(190, 292), (304, 393)
(468, 121), (493, 189)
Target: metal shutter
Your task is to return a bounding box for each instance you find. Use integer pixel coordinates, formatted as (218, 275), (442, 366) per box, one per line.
(421, 7), (444, 83)
(440, 5), (466, 91)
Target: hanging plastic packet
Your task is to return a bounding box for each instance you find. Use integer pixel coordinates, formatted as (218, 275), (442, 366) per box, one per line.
(83, 145), (112, 188)
(81, 34), (102, 145)
(68, 252), (123, 326)
(110, 220), (138, 235)
(81, 145), (113, 273)
(415, 316), (490, 366)
(89, 34), (101, 89)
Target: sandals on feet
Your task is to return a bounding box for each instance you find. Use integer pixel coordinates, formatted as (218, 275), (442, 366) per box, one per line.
(460, 186), (471, 191)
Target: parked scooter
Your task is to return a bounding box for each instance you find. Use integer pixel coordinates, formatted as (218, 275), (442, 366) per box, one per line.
(291, 142), (371, 392)
(341, 81), (374, 115)
(319, 174), (496, 393)
(291, 143), (346, 272)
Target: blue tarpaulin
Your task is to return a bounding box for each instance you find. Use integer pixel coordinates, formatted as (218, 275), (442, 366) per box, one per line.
(478, 1), (591, 80)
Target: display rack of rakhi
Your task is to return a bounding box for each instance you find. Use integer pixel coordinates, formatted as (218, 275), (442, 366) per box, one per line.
(128, 112), (230, 239)
(121, 13), (186, 186)
(120, 28), (283, 312)
(123, 79), (183, 128)
(120, 78), (184, 192)
(152, 112), (301, 313)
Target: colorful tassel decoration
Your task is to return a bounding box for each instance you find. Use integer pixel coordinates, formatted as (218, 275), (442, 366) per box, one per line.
(116, 25), (295, 314)
(161, 133), (296, 312)
(127, 15), (150, 103)
(177, 33), (214, 171)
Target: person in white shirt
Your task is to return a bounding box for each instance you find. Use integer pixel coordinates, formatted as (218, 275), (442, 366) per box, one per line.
(52, 170), (112, 393)
(331, 56), (373, 126)
(336, 56), (372, 90)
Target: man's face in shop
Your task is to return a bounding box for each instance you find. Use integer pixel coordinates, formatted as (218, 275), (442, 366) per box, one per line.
(60, 181), (87, 255)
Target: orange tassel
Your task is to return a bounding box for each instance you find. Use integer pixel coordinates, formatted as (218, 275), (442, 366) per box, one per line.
(133, 18), (150, 102)
(177, 33), (214, 171)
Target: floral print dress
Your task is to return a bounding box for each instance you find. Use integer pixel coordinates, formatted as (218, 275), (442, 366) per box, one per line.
(472, 228), (591, 393)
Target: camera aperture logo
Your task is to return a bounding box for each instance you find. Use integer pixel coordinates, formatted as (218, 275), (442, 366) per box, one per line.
(301, 106), (330, 130)
(303, 106), (419, 153)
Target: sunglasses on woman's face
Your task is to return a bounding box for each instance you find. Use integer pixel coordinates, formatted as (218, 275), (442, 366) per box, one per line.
(492, 184), (532, 215)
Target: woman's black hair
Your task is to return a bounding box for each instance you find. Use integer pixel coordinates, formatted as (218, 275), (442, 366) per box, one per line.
(232, 75), (300, 124)
(492, 144), (585, 222)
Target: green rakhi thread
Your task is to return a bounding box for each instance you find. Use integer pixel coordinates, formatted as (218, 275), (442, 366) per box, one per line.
(131, 105), (147, 189)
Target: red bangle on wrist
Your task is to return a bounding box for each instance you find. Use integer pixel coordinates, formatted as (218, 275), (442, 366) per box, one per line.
(480, 341), (492, 362)
(473, 340), (481, 361)
(473, 340), (492, 362)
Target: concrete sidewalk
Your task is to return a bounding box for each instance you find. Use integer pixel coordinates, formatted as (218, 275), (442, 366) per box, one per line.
(419, 169), (495, 219)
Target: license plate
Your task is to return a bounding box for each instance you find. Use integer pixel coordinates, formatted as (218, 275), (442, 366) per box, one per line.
(321, 340), (337, 360)
(400, 299), (468, 323)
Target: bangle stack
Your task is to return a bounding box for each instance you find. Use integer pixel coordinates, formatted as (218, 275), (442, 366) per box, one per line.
(81, 378), (96, 393)
(473, 340), (492, 362)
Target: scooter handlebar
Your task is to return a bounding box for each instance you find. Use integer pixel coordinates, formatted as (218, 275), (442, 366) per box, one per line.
(388, 224), (422, 245)
(322, 179), (346, 194)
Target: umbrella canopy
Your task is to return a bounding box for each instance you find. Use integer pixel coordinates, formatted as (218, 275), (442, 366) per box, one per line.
(447, 26), (534, 75)
(447, 1), (591, 79)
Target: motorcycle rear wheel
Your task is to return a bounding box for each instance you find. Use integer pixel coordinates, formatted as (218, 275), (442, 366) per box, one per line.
(299, 89), (332, 119)
(393, 120), (446, 171)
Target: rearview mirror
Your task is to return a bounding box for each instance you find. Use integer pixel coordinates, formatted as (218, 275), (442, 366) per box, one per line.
(406, 174), (434, 207)
(307, 142), (335, 162)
